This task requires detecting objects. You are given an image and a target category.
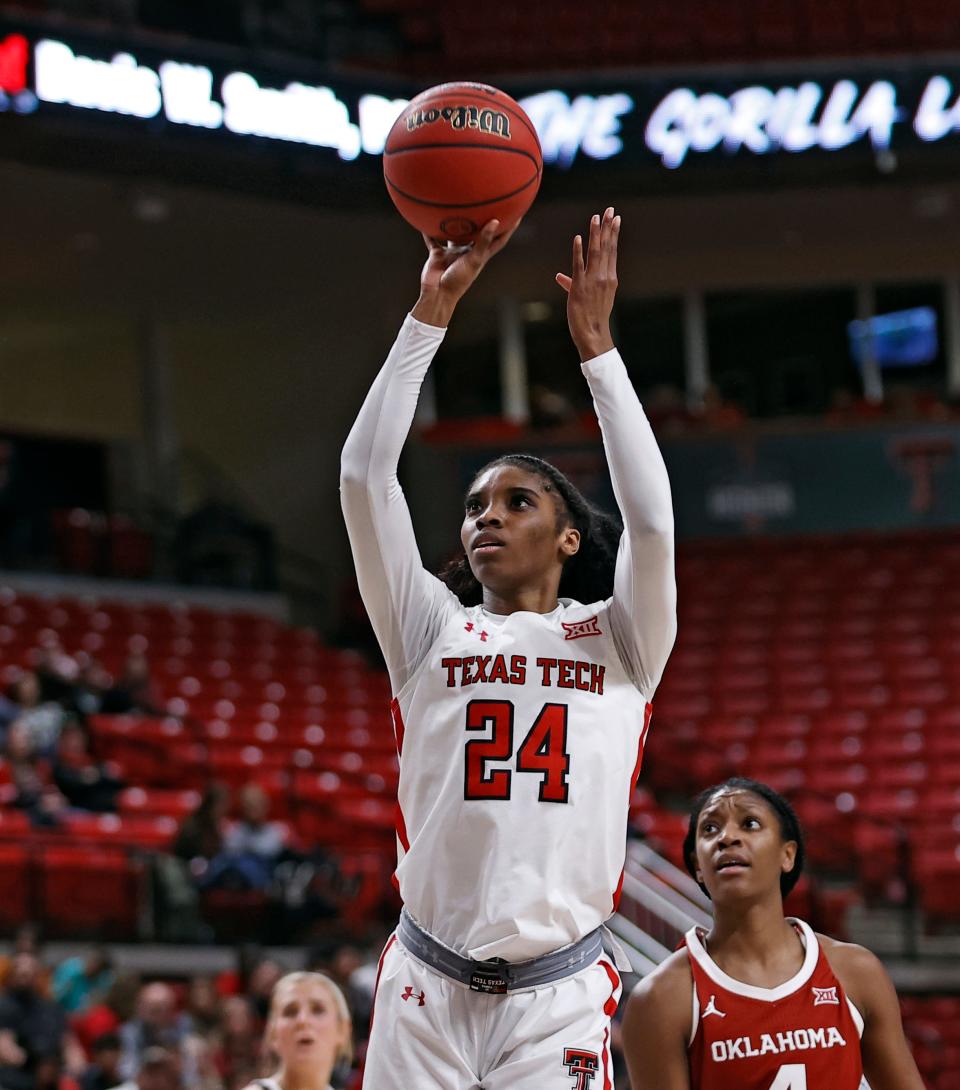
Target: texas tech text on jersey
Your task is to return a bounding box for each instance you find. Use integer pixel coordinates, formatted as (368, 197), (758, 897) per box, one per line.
(440, 652), (605, 693)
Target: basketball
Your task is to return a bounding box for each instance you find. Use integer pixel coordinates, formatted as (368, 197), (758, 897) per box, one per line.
(383, 82), (543, 245)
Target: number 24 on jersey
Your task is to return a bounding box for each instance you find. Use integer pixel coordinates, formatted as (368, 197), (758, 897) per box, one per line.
(463, 700), (570, 803)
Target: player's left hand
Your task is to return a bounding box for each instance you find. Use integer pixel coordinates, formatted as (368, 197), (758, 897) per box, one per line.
(556, 206), (619, 362)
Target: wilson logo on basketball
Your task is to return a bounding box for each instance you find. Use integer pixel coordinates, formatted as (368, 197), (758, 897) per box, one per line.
(405, 104), (512, 140)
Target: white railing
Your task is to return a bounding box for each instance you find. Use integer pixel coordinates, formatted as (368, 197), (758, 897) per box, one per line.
(612, 839), (712, 976)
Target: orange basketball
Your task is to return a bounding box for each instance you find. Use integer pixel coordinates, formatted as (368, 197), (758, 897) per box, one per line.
(383, 82), (542, 245)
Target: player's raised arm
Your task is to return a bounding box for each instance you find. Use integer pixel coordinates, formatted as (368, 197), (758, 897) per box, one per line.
(340, 221), (518, 688)
(556, 208), (677, 695)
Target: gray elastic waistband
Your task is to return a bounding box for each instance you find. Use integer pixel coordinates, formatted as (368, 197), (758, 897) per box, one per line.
(397, 910), (603, 993)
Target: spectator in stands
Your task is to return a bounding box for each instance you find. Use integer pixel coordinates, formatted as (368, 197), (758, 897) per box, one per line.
(225, 785), (287, 865)
(108, 1045), (181, 1090)
(244, 960), (284, 1027)
(0, 952), (85, 1090)
(173, 785), (228, 866)
(0, 685), (20, 733)
(100, 655), (160, 717)
(60, 656), (113, 722)
(79, 1033), (122, 1090)
(210, 997), (258, 1090)
(52, 724), (124, 813)
(35, 650), (82, 709)
(200, 785), (287, 892)
(304, 943), (374, 1031)
(117, 984), (195, 1087)
(52, 948), (114, 1015)
(34, 1051), (80, 1090)
(7, 672), (68, 755)
(71, 973), (141, 1058)
(243, 972), (352, 1090)
(184, 978), (221, 1042)
(0, 926), (50, 995)
(7, 721), (67, 827)
(155, 785), (228, 940)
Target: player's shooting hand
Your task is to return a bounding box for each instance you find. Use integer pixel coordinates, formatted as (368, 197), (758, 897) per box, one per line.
(556, 206), (619, 362)
(412, 218), (520, 328)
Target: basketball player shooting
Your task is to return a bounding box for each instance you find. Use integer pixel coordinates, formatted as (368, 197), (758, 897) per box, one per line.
(340, 206), (677, 1088)
(622, 778), (925, 1090)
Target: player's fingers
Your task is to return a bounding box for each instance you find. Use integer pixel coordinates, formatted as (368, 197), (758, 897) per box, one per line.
(489, 217), (521, 255)
(586, 213), (601, 270)
(468, 219), (501, 264)
(598, 206), (614, 257)
(477, 218), (501, 249)
(421, 232), (440, 253)
(555, 273), (572, 294)
(571, 234), (584, 280)
(605, 212), (621, 281)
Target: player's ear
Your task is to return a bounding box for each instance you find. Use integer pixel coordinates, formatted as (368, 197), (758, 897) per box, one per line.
(780, 839), (798, 875)
(560, 526), (580, 557)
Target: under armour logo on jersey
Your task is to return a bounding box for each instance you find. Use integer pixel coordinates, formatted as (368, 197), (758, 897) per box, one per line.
(562, 616), (602, 640)
(464, 622), (489, 641)
(702, 995), (726, 1018)
(563, 1047), (599, 1088)
(812, 986), (839, 1006)
(401, 986), (425, 1006)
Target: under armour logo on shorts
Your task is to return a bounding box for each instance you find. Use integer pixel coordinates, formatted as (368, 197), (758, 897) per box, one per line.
(401, 986), (425, 1006)
(562, 616), (602, 640)
(563, 1047), (599, 1088)
(812, 986), (839, 1006)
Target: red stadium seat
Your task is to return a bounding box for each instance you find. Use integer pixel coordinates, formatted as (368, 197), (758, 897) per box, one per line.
(913, 848), (960, 923)
(39, 846), (143, 938)
(0, 844), (31, 931)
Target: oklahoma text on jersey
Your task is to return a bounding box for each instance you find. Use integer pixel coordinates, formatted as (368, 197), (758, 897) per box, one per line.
(710, 1025), (848, 1062)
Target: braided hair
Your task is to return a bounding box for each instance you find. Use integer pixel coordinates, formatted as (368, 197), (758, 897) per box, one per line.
(438, 453), (622, 607)
(682, 777), (806, 899)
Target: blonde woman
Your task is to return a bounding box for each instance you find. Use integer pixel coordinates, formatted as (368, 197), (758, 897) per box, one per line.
(244, 972), (353, 1090)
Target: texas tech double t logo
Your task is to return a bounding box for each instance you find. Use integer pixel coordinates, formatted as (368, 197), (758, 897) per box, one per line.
(563, 1047), (599, 1088)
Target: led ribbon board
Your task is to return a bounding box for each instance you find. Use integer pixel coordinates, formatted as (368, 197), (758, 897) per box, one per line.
(3, 21), (960, 187)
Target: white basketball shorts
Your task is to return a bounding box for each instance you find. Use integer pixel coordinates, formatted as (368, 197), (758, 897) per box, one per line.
(361, 932), (622, 1089)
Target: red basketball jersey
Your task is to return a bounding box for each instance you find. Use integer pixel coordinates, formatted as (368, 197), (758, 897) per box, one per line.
(685, 919), (864, 1090)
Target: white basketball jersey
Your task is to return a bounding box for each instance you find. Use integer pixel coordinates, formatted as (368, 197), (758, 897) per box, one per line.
(341, 315), (676, 966)
(392, 596), (652, 962)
